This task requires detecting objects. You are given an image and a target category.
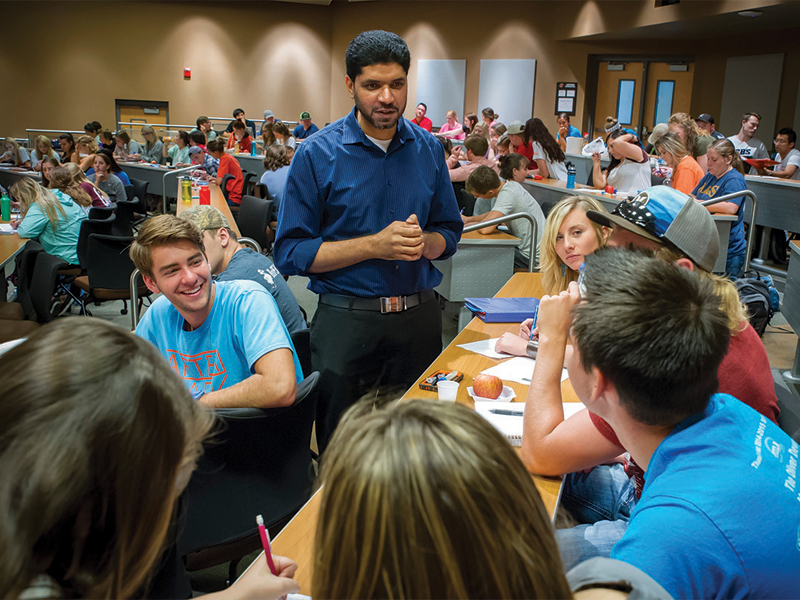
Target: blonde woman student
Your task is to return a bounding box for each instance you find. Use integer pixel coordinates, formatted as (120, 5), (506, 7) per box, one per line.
(0, 138), (31, 168)
(60, 162), (111, 208)
(494, 195), (609, 356)
(654, 132), (703, 195)
(438, 110), (466, 140)
(139, 125), (164, 164)
(75, 135), (98, 172)
(31, 135), (60, 172)
(10, 177), (86, 265)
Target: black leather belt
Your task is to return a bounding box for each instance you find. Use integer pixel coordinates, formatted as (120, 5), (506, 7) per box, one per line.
(319, 290), (436, 313)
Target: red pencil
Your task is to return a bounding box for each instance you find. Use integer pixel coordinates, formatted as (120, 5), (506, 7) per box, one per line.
(256, 514), (278, 575)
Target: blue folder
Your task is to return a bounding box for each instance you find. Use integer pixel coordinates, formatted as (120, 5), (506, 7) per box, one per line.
(464, 297), (540, 323)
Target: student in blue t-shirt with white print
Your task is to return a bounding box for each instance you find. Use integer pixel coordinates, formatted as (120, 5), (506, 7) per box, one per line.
(130, 214), (303, 408)
(692, 138), (748, 278)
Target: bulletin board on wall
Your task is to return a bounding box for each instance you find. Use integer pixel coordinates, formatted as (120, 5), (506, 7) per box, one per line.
(555, 82), (577, 116)
(477, 59), (537, 125)
(416, 60), (467, 128)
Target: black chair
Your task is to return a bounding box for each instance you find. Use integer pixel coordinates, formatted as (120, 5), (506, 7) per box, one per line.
(774, 371), (800, 442)
(112, 199), (137, 236)
(220, 173), (235, 202)
(236, 195), (274, 253)
(28, 251), (69, 323)
(179, 372), (320, 577)
(76, 213), (115, 270)
(290, 328), (312, 378)
(88, 202), (116, 220)
(129, 177), (149, 213)
(255, 182), (270, 199)
(243, 171), (258, 197)
(457, 188), (476, 217)
(73, 233), (151, 319)
(14, 241), (43, 321)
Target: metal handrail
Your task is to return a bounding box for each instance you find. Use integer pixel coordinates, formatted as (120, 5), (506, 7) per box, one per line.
(130, 268), (143, 330)
(118, 121), (195, 130)
(26, 128), (85, 136)
(162, 166), (198, 212)
(700, 189), (757, 274)
(463, 211), (538, 272)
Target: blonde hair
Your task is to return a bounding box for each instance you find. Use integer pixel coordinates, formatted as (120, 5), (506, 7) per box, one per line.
(668, 112), (710, 159)
(9, 178), (66, 231)
(313, 399), (572, 600)
(63, 162), (108, 204)
(654, 131), (689, 161)
(34, 135), (57, 161)
(130, 214), (205, 278)
(541, 196), (610, 295)
(709, 138), (746, 175)
(76, 135), (98, 154)
(141, 125), (159, 151)
(0, 319), (214, 599)
(2, 138), (25, 166)
(49, 166), (93, 209)
(655, 245), (748, 333)
(471, 122), (490, 141)
(446, 109), (458, 120)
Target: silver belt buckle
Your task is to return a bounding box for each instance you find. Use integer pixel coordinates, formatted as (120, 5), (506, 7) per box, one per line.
(380, 296), (406, 313)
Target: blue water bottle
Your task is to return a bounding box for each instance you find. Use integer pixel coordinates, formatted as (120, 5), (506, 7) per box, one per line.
(566, 162), (576, 190)
(250, 140), (256, 156)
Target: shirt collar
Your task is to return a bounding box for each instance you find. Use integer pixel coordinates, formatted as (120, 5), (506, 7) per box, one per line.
(342, 106), (414, 151)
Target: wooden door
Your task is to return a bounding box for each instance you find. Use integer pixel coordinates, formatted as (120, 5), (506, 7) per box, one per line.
(594, 62), (644, 137)
(642, 62), (694, 130)
(116, 101), (170, 139)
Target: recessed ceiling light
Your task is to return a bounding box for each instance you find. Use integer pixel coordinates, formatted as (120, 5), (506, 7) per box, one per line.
(738, 10), (763, 17)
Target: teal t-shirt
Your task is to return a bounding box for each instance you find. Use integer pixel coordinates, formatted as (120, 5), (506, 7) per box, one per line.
(135, 279), (302, 396)
(16, 189), (86, 265)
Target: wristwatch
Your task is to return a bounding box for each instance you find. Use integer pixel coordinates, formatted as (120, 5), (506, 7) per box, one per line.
(526, 339), (539, 359)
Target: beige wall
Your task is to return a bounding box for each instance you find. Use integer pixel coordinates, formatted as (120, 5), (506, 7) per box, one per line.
(1, 1), (798, 143)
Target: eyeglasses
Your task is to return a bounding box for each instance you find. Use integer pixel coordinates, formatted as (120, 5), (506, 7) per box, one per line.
(612, 197), (659, 239)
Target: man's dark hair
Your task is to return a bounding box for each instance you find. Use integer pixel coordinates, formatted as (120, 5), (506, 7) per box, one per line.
(196, 116), (209, 128)
(572, 247), (730, 428)
(778, 127), (797, 146)
(465, 165), (501, 197)
(233, 108), (245, 117)
(189, 130), (206, 146)
(464, 134), (489, 158)
(345, 30), (410, 81)
(418, 102), (427, 110)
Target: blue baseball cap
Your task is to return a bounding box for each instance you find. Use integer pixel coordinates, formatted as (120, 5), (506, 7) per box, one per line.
(587, 187), (719, 272)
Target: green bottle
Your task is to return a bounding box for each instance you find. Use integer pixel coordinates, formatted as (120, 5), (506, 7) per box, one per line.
(0, 192), (10, 221)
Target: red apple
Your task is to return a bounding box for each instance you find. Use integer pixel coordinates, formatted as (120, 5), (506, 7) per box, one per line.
(605, 185), (615, 194)
(473, 374), (503, 400)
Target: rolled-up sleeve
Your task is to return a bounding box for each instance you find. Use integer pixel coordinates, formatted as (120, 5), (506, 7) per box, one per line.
(274, 144), (325, 276)
(424, 149), (463, 261)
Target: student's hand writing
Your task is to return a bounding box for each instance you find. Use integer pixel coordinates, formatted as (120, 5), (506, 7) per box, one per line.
(495, 332), (529, 356)
(222, 555), (299, 600)
(536, 281), (581, 343)
(374, 217), (423, 261)
(519, 318), (538, 340)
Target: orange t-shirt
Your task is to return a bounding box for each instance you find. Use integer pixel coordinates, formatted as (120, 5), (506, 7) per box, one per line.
(671, 155), (704, 195)
(217, 153), (243, 204)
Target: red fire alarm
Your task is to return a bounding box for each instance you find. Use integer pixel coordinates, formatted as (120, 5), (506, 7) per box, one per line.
(184, 67), (191, 79)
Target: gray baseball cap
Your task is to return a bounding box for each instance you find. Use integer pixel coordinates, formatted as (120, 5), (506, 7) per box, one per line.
(587, 187), (719, 272)
(506, 120), (525, 135)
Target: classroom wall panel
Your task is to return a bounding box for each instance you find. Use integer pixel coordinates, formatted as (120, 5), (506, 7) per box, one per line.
(415, 60), (466, 127)
(477, 59), (537, 125)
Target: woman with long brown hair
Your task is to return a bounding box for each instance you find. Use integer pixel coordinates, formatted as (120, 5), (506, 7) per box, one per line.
(523, 117), (568, 180)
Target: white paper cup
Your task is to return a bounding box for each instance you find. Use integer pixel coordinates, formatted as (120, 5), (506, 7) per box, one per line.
(437, 380), (459, 401)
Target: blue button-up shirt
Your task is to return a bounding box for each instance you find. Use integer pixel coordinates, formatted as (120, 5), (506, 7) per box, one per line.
(275, 107), (463, 297)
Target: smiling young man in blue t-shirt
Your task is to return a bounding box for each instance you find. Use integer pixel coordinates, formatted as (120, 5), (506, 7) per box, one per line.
(130, 214), (302, 408)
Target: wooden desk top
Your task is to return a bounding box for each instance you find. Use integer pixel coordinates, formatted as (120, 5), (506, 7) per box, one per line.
(459, 229), (520, 245)
(0, 218), (26, 269)
(271, 273), (576, 595)
(174, 182), (241, 237)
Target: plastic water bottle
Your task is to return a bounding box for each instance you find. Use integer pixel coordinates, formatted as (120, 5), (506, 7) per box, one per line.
(566, 162), (576, 190)
(0, 192), (10, 221)
(250, 140), (256, 156)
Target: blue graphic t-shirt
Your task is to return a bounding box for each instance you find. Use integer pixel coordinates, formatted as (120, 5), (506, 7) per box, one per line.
(692, 168), (747, 256)
(612, 394), (800, 599)
(136, 279), (302, 396)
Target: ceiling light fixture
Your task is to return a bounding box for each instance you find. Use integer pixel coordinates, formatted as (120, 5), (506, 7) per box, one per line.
(738, 10), (763, 17)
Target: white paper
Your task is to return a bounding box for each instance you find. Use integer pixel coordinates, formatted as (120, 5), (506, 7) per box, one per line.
(480, 356), (568, 385)
(566, 90), (576, 97)
(557, 98), (573, 112)
(473, 401), (584, 445)
(457, 337), (510, 360)
(0, 224), (16, 234)
(558, 89), (567, 97)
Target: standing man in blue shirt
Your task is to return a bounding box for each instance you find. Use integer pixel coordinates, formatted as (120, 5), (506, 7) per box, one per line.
(275, 29), (463, 451)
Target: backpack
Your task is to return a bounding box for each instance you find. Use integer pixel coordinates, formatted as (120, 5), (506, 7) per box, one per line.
(734, 271), (780, 336)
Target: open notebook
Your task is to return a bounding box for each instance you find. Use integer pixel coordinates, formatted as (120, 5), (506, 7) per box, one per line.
(474, 401), (584, 447)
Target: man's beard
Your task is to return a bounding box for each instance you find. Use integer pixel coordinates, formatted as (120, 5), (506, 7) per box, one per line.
(355, 95), (405, 131)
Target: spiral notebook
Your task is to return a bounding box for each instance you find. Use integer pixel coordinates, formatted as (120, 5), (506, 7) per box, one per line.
(473, 401), (584, 447)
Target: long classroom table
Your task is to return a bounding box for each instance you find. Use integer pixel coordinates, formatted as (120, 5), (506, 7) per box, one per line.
(269, 272), (576, 594)
(0, 165), (41, 190)
(174, 182), (240, 236)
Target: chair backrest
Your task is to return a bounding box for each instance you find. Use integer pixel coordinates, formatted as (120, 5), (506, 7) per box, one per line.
(84, 233), (138, 291)
(220, 173), (234, 200)
(123, 184), (134, 205)
(88, 202), (116, 221)
(243, 171), (257, 197)
(129, 177), (149, 214)
(457, 187), (476, 217)
(290, 328), (312, 378)
(29, 251), (68, 323)
(15, 241), (43, 320)
(178, 371), (320, 557)
(256, 182), (270, 199)
(775, 374), (800, 442)
(77, 214), (115, 270)
(236, 195), (273, 251)
(112, 199), (136, 236)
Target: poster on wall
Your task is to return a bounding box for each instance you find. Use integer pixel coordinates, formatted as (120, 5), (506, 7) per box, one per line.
(555, 82), (577, 116)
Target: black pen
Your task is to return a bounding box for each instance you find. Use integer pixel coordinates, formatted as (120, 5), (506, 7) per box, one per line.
(489, 409), (524, 416)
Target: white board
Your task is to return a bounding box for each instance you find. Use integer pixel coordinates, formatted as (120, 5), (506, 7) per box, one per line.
(478, 59), (537, 125)
(415, 59), (466, 129)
